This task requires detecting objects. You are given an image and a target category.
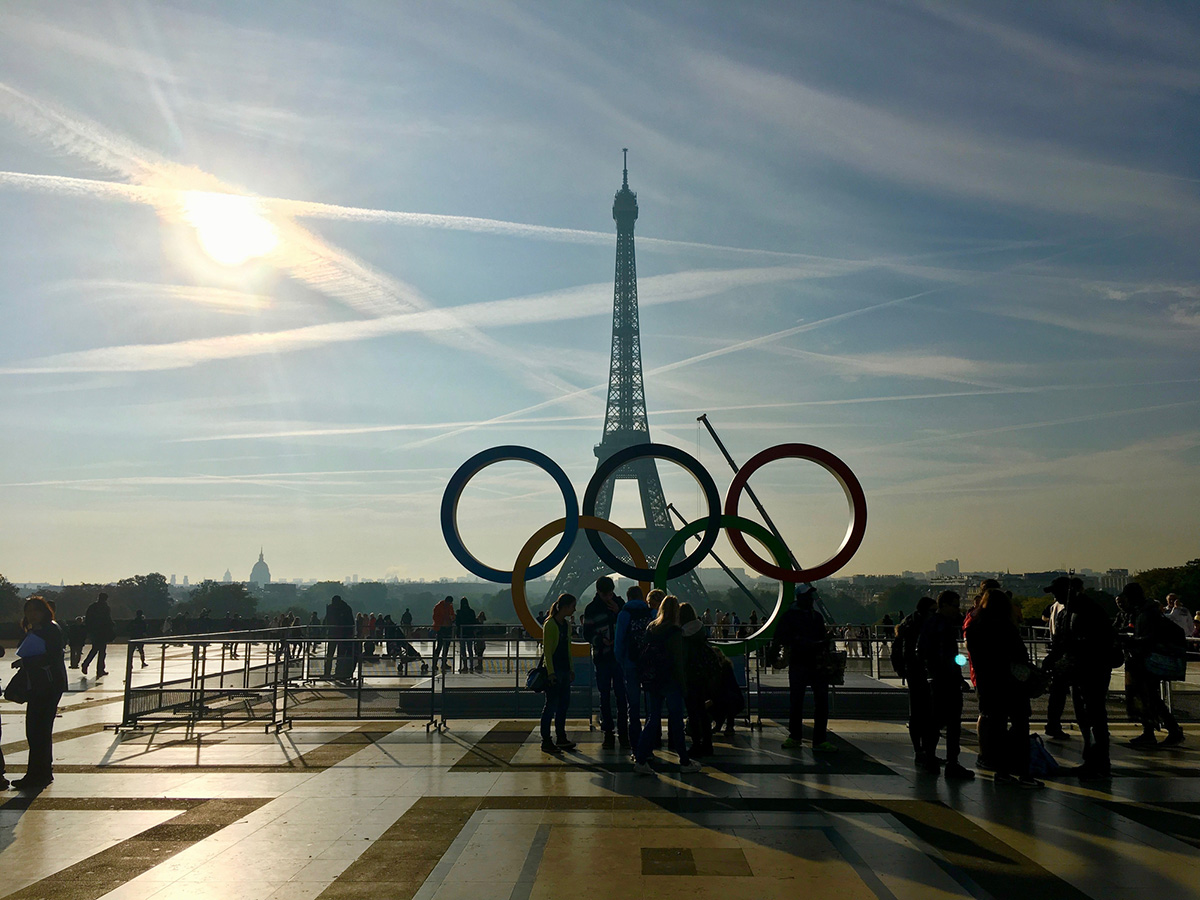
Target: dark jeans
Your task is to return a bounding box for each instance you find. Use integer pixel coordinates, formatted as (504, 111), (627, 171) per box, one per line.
(977, 681), (1031, 776)
(69, 645), (85, 668)
(788, 666), (829, 744)
(594, 657), (628, 737)
(1046, 672), (1070, 730)
(26, 693), (62, 780)
(930, 678), (963, 765)
(540, 678), (570, 743)
(636, 685), (688, 765)
(1073, 671), (1111, 767)
(907, 676), (932, 756)
(686, 693), (713, 752)
(622, 664), (643, 748)
(82, 642), (108, 672)
(459, 634), (475, 670)
(434, 628), (453, 668)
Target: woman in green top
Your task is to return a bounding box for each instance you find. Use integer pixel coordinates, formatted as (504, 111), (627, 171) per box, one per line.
(541, 594), (578, 755)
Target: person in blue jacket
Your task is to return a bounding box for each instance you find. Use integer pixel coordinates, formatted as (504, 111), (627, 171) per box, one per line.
(615, 586), (659, 755)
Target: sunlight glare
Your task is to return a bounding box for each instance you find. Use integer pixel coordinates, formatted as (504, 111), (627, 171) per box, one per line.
(181, 191), (280, 266)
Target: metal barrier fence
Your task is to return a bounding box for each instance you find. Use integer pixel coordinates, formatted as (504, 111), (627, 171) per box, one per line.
(118, 625), (1196, 731)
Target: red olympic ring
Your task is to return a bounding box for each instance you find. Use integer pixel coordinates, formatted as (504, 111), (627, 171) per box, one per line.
(723, 443), (867, 583)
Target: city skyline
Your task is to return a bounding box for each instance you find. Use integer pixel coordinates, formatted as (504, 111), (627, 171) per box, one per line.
(2, 4), (1199, 584)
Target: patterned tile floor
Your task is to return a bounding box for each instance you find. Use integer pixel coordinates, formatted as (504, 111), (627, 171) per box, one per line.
(0, 674), (1197, 900)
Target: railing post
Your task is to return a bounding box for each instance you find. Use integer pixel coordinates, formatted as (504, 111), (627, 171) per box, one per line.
(121, 638), (135, 727)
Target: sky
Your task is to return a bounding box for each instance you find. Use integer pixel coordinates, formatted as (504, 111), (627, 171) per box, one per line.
(1, 1), (1198, 585)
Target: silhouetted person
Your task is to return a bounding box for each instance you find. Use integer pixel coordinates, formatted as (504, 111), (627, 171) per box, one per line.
(892, 596), (936, 764)
(917, 591), (974, 780)
(771, 584), (836, 753)
(1119, 582), (1185, 749)
(457, 597), (478, 673)
(67, 616), (87, 669)
(401, 607), (413, 637)
(432, 596), (455, 672)
(614, 585), (655, 755)
(679, 603), (721, 757)
(1040, 579), (1073, 740)
(1043, 578), (1118, 778)
(129, 609), (148, 668)
(582, 575), (629, 750)
(81, 591), (115, 677)
(323, 594), (356, 681)
(540, 594), (578, 755)
(12, 595), (68, 789)
(633, 595), (700, 774)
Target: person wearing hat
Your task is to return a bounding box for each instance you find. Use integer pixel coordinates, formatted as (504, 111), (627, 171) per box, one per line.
(1042, 577), (1119, 778)
(1041, 577), (1079, 740)
(770, 584), (836, 753)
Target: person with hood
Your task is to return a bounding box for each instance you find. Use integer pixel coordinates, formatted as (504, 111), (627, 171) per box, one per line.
(892, 596), (937, 766)
(633, 595), (701, 774)
(540, 594), (578, 755)
(457, 597), (478, 673)
(770, 584), (836, 753)
(679, 602), (722, 757)
(81, 591), (115, 677)
(917, 591), (974, 780)
(614, 585), (655, 753)
(1042, 576), (1119, 778)
(582, 576), (628, 749)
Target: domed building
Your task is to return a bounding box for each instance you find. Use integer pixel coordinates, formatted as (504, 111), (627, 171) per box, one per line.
(250, 548), (271, 587)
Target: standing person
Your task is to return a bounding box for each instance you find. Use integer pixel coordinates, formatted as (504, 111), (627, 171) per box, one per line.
(400, 607), (414, 638)
(614, 586), (655, 756)
(582, 576), (629, 750)
(965, 589), (1042, 787)
(0, 639), (6, 788)
(1165, 594), (1194, 636)
(67, 616), (87, 670)
(633, 595), (701, 774)
(81, 591), (115, 677)
(1042, 581), (1120, 779)
(1041, 579), (1074, 740)
(457, 598), (478, 673)
(770, 584), (837, 753)
(431, 596), (456, 673)
(679, 603), (722, 757)
(1119, 583), (1185, 748)
(540, 594), (578, 755)
(323, 594), (356, 681)
(129, 609), (149, 668)
(892, 596), (936, 764)
(474, 610), (488, 671)
(11, 595), (69, 789)
(917, 592), (975, 780)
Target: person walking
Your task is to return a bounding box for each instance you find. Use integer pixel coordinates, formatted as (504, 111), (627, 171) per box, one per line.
(1042, 580), (1120, 778)
(540, 594), (578, 755)
(614, 586), (655, 756)
(432, 596), (456, 673)
(67, 616), (87, 670)
(129, 609), (149, 668)
(892, 596), (936, 766)
(11, 595), (69, 789)
(457, 597), (478, 673)
(965, 589), (1042, 787)
(1118, 583), (1185, 748)
(633, 595), (701, 774)
(582, 576), (629, 750)
(917, 591), (975, 780)
(771, 584), (837, 753)
(81, 591), (115, 677)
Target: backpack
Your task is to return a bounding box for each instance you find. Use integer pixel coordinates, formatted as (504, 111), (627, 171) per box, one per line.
(636, 627), (671, 689)
(892, 615), (917, 678)
(1028, 734), (1059, 777)
(626, 607), (652, 665)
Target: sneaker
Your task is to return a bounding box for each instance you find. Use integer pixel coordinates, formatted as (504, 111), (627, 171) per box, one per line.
(679, 760), (703, 773)
(993, 772), (1018, 785)
(813, 741), (838, 753)
(1161, 731), (1185, 747)
(97, 670), (108, 677)
(1017, 776), (1045, 789)
(917, 756), (942, 774)
(10, 776), (52, 790)
(781, 737), (802, 750)
(555, 737), (577, 751)
(80, 664), (88, 675)
(1044, 728), (1071, 740)
(1128, 733), (1159, 749)
(541, 741), (563, 755)
(944, 763), (976, 781)
(633, 761), (655, 775)
(975, 756), (996, 772)
(723, 726), (735, 739)
(141, 662), (149, 668)
(602, 732), (616, 750)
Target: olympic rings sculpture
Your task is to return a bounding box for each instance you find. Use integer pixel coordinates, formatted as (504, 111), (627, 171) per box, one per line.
(440, 442), (867, 658)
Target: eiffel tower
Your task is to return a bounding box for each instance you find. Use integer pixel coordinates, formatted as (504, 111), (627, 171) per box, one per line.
(545, 152), (708, 608)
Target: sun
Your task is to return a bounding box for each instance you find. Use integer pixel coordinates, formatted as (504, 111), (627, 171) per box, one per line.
(181, 191), (280, 266)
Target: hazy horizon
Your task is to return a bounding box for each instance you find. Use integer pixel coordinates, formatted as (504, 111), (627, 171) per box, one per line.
(2, 3), (1198, 586)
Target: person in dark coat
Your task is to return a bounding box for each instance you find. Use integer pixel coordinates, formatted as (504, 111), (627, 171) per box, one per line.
(323, 594), (356, 681)
(81, 591), (115, 677)
(11, 595), (69, 789)
(67, 616), (87, 669)
(1043, 578), (1120, 777)
(457, 597), (478, 673)
(917, 592), (974, 780)
(1118, 582), (1185, 749)
(965, 589), (1042, 787)
(129, 609), (149, 668)
(770, 584), (836, 753)
(679, 603), (721, 757)
(581, 576), (628, 749)
(892, 596), (936, 765)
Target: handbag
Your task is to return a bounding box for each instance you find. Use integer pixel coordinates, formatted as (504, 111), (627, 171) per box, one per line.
(1010, 660), (1049, 698)
(4, 668), (31, 704)
(525, 662), (548, 693)
(1144, 650), (1187, 682)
